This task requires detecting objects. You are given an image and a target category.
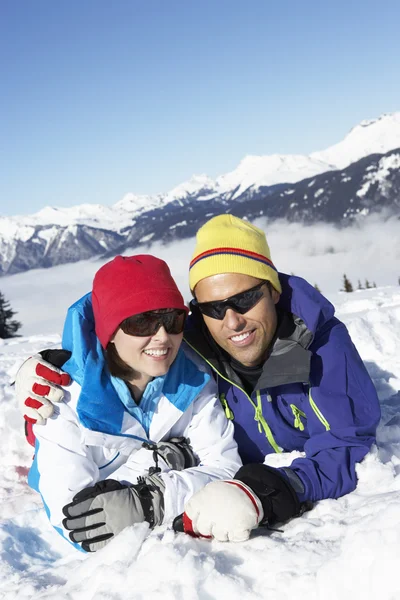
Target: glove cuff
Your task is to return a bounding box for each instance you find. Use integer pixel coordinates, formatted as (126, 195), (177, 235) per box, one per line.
(133, 473), (165, 528)
(39, 349), (71, 369)
(234, 464), (303, 525)
(225, 480), (264, 525)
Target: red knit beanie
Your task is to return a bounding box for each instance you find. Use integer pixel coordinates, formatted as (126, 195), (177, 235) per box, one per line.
(92, 254), (188, 348)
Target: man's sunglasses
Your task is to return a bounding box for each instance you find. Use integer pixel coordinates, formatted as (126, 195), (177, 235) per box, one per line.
(193, 281), (267, 320)
(120, 309), (187, 337)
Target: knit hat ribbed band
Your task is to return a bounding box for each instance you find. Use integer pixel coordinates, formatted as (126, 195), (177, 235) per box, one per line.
(189, 215), (282, 293)
(92, 254), (188, 348)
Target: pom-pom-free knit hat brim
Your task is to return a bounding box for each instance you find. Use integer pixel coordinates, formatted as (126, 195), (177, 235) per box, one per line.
(189, 215), (281, 294)
(92, 255), (188, 348)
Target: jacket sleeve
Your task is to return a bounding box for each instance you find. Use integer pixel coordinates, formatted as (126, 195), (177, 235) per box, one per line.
(159, 378), (242, 523)
(28, 396), (100, 544)
(285, 318), (381, 503)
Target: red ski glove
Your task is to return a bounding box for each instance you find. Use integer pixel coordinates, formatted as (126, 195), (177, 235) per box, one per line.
(15, 354), (71, 425)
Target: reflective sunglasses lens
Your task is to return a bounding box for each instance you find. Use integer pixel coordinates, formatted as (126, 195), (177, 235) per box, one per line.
(161, 310), (186, 334)
(197, 283), (265, 320)
(234, 288), (264, 312)
(121, 313), (158, 336)
(201, 302), (226, 320)
(121, 310), (186, 336)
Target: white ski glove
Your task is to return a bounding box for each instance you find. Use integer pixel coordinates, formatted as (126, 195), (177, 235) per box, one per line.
(182, 479), (264, 542)
(15, 354), (71, 425)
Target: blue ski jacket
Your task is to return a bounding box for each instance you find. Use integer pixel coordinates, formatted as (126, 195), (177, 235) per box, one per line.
(183, 273), (381, 503)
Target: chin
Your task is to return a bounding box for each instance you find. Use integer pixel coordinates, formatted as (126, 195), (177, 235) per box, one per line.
(149, 365), (171, 377)
(234, 347), (265, 367)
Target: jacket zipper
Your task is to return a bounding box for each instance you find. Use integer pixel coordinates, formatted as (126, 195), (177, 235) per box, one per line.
(184, 338), (282, 454)
(254, 390), (282, 453)
(290, 404), (306, 431)
(308, 389), (330, 431)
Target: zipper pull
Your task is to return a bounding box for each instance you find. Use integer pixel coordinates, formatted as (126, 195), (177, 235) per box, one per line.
(254, 405), (263, 433)
(290, 404), (305, 431)
(219, 393), (234, 420)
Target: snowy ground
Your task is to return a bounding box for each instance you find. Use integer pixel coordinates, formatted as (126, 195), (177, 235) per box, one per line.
(1, 229), (400, 598)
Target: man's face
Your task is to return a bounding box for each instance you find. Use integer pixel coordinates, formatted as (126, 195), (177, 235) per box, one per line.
(194, 273), (280, 367)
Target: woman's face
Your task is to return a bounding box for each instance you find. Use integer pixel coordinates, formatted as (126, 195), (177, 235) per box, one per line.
(111, 324), (183, 384)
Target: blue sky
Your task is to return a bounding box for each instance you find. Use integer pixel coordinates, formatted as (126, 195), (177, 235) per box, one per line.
(1, 0), (400, 216)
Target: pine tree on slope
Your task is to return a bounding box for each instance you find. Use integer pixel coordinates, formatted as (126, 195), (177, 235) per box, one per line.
(342, 274), (354, 293)
(0, 292), (22, 339)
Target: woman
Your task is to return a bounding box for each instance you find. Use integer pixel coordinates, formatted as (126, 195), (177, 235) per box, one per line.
(28, 254), (241, 552)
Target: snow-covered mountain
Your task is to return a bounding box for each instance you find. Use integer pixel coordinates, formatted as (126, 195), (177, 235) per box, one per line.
(1, 112), (399, 276)
(214, 154), (335, 198)
(312, 112), (400, 168)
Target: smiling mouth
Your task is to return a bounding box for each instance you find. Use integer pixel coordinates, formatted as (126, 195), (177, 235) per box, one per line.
(143, 348), (169, 357)
(228, 330), (256, 347)
(230, 331), (252, 342)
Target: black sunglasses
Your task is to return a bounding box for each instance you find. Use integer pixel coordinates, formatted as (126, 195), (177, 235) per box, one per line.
(120, 309), (187, 337)
(193, 281), (267, 320)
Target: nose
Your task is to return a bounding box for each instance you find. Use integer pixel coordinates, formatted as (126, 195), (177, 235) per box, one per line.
(222, 308), (246, 330)
(152, 325), (169, 342)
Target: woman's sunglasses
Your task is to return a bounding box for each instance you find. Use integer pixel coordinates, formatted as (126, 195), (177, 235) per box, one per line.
(120, 309), (187, 337)
(193, 281), (267, 320)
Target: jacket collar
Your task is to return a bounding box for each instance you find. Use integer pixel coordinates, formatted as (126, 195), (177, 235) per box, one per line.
(184, 307), (312, 390)
(61, 293), (209, 436)
(184, 272), (329, 390)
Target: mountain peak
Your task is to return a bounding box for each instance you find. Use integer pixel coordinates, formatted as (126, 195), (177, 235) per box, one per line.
(358, 112), (400, 128)
(312, 112), (400, 169)
(216, 153), (334, 197)
(164, 174), (217, 202)
(113, 192), (163, 214)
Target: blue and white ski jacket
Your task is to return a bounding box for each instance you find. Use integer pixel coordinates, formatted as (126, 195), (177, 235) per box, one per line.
(29, 294), (241, 543)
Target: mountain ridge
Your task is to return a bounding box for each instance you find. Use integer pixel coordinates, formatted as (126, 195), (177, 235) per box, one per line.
(1, 113), (399, 276)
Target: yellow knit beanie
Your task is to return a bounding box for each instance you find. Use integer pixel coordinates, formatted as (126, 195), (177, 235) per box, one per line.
(189, 215), (281, 293)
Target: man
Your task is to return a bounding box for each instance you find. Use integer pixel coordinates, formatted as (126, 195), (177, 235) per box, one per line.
(16, 215), (381, 543)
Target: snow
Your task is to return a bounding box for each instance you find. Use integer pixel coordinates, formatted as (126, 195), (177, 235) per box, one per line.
(139, 232), (155, 243)
(1, 220), (400, 598)
(215, 154), (334, 198)
(27, 204), (132, 229)
(0, 219), (35, 243)
(356, 152), (400, 198)
(312, 112), (400, 169)
(113, 192), (164, 216)
(169, 220), (188, 229)
(163, 175), (217, 203)
(37, 227), (59, 243)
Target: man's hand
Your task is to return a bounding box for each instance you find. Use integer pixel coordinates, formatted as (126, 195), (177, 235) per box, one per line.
(175, 464), (305, 542)
(15, 354), (71, 425)
(62, 476), (165, 552)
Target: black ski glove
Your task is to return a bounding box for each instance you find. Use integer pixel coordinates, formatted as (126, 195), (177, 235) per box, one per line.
(62, 476), (164, 552)
(143, 437), (199, 473)
(234, 463), (310, 525)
